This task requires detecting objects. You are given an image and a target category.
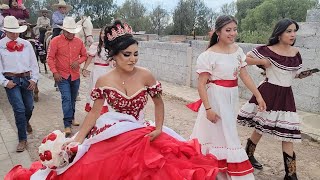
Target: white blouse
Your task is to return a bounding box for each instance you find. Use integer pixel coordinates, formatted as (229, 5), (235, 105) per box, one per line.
(196, 47), (247, 80)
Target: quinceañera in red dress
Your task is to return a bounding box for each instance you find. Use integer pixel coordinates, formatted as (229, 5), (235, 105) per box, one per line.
(6, 82), (219, 180)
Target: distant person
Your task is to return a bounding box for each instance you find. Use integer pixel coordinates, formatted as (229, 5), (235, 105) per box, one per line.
(34, 7), (51, 44)
(0, 4), (9, 39)
(82, 27), (112, 114)
(51, 0), (72, 39)
(2, 0), (29, 25)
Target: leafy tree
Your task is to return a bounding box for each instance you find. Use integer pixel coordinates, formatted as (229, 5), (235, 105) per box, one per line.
(172, 0), (211, 36)
(220, 2), (236, 16)
(115, 0), (150, 32)
(239, 0), (317, 43)
(235, 0), (265, 30)
(149, 5), (169, 35)
(68, 0), (115, 28)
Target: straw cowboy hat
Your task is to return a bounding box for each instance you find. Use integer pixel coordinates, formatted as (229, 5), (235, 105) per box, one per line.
(2, 16), (27, 33)
(38, 7), (52, 14)
(52, 0), (72, 11)
(57, 17), (81, 34)
(0, 4), (9, 10)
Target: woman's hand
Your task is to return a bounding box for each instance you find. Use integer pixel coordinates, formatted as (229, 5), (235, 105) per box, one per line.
(206, 109), (220, 123)
(82, 69), (90, 77)
(262, 58), (271, 68)
(146, 129), (162, 141)
(256, 96), (266, 112)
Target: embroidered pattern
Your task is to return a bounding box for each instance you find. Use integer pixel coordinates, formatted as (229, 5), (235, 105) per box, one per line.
(90, 82), (162, 120)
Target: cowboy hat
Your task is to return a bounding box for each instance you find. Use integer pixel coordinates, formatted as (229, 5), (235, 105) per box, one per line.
(0, 4), (9, 10)
(38, 7), (52, 14)
(3, 16), (27, 33)
(52, 0), (72, 11)
(57, 17), (81, 34)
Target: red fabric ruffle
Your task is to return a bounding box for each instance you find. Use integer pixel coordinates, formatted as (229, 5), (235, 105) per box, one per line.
(218, 159), (254, 176)
(186, 99), (202, 112)
(5, 127), (219, 180)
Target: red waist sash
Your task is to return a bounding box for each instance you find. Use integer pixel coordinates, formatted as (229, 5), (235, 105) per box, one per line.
(94, 63), (109, 66)
(186, 79), (238, 112)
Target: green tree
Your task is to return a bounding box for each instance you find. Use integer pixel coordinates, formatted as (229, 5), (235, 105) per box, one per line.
(67, 0), (115, 28)
(235, 0), (265, 30)
(220, 2), (236, 16)
(172, 0), (211, 36)
(115, 0), (150, 32)
(239, 0), (317, 43)
(149, 5), (169, 35)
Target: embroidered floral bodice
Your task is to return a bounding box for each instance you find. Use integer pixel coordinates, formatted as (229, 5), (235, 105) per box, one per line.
(91, 82), (162, 121)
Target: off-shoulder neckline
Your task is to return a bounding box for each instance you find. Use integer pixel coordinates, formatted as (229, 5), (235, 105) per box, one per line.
(98, 81), (161, 99)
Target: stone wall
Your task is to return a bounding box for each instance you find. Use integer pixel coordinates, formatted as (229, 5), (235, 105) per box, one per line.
(138, 25), (320, 113)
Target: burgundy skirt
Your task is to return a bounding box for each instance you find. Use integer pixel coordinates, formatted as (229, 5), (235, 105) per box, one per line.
(238, 82), (301, 142)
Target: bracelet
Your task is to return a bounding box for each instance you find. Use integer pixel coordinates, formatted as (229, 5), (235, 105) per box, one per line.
(205, 107), (211, 111)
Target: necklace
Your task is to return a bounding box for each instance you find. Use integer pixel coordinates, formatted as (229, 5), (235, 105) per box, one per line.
(120, 68), (137, 85)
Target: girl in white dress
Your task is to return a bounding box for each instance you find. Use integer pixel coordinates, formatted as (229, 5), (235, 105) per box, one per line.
(82, 27), (112, 113)
(189, 15), (266, 180)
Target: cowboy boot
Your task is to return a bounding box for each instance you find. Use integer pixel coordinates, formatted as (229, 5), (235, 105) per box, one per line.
(245, 138), (263, 170)
(283, 152), (298, 180)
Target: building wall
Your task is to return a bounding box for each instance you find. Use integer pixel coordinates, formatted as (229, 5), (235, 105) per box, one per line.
(138, 24), (320, 113)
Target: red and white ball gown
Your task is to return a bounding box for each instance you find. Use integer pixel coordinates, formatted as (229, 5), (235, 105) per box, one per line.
(6, 82), (219, 180)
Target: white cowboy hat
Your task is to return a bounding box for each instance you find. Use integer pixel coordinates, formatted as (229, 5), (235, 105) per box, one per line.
(57, 17), (82, 34)
(52, 0), (72, 11)
(38, 7), (52, 13)
(0, 4), (9, 10)
(2, 16), (27, 33)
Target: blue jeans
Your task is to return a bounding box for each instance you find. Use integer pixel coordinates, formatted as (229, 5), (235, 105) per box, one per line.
(4, 76), (34, 141)
(57, 76), (80, 128)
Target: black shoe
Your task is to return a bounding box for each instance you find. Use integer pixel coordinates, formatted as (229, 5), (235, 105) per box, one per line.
(249, 155), (263, 170)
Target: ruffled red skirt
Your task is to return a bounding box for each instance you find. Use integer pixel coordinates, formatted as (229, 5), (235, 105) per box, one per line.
(6, 127), (219, 180)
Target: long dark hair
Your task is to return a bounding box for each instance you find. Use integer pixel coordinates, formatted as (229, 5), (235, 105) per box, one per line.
(208, 15), (237, 48)
(268, 18), (299, 46)
(104, 20), (138, 58)
(97, 27), (104, 57)
(8, 0), (14, 8)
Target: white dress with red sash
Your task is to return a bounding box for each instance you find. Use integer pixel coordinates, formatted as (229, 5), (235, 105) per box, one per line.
(190, 47), (255, 179)
(85, 42), (112, 113)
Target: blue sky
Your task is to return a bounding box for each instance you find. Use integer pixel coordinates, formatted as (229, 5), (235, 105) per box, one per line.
(114, 0), (236, 13)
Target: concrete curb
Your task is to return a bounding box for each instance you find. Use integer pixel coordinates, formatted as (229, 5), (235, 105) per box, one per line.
(161, 81), (320, 143)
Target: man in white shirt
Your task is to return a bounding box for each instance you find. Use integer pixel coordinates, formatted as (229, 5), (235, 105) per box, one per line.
(0, 16), (39, 152)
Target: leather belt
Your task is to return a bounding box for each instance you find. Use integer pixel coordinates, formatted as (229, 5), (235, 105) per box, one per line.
(3, 71), (31, 77)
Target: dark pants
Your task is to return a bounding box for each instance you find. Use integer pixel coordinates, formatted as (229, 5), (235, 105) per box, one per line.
(52, 28), (62, 39)
(57, 76), (80, 128)
(39, 27), (47, 45)
(4, 76), (34, 141)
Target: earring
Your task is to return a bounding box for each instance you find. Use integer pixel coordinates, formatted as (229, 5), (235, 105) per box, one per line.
(217, 36), (219, 42)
